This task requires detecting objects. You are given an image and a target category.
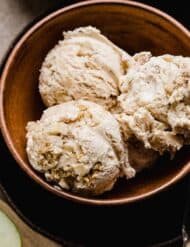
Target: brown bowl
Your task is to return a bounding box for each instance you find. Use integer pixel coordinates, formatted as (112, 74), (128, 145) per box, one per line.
(1, 0), (190, 206)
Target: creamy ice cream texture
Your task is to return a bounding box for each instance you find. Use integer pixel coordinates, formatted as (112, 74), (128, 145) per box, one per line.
(26, 100), (135, 195)
(27, 25), (190, 196)
(117, 53), (190, 156)
(39, 26), (132, 110)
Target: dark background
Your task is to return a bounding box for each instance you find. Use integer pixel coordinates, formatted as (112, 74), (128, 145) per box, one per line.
(141, 0), (189, 26)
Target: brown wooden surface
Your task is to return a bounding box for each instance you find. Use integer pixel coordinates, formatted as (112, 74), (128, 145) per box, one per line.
(1, 0), (190, 206)
(0, 200), (61, 247)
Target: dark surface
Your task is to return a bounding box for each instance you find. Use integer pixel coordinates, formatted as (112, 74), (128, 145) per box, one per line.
(0, 1), (190, 247)
(139, 0), (190, 28)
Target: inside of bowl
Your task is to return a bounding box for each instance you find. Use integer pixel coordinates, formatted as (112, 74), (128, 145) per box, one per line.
(2, 1), (190, 202)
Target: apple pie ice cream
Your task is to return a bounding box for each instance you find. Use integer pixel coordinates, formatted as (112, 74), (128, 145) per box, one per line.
(39, 26), (132, 110)
(26, 24), (190, 196)
(117, 53), (190, 156)
(26, 100), (135, 195)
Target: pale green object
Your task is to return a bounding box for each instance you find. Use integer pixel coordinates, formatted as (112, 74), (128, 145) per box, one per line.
(0, 209), (21, 247)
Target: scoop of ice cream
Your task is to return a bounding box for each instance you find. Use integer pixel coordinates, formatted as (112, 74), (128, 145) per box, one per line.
(39, 26), (132, 110)
(161, 54), (190, 140)
(41, 100), (135, 179)
(26, 100), (135, 195)
(27, 123), (120, 195)
(117, 54), (190, 156)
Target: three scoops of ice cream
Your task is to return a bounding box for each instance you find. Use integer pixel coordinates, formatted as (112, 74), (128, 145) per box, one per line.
(26, 26), (190, 196)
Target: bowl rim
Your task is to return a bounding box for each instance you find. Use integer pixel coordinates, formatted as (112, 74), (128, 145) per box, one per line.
(1, 0), (190, 206)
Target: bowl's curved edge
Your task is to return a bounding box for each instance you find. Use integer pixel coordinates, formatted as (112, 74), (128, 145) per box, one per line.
(1, 0), (190, 206)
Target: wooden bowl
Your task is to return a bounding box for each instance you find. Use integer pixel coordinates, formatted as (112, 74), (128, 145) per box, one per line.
(1, 0), (190, 206)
